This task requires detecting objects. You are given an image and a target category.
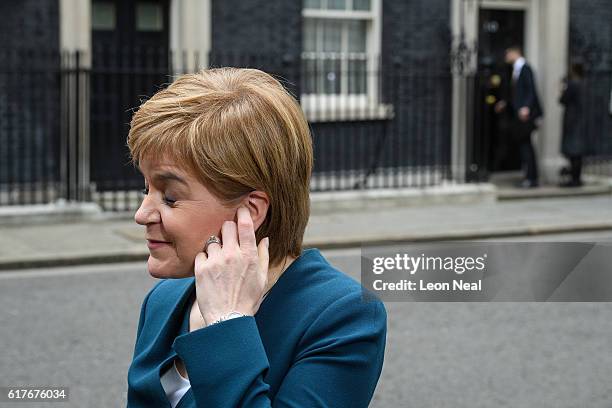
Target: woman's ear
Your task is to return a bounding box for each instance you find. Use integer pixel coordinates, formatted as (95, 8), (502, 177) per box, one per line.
(241, 190), (269, 231)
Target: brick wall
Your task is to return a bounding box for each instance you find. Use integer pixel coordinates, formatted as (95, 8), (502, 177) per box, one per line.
(569, 0), (612, 156)
(0, 0), (60, 187)
(0, 0), (59, 50)
(210, 0), (303, 96)
(379, 0), (453, 170)
(569, 0), (612, 66)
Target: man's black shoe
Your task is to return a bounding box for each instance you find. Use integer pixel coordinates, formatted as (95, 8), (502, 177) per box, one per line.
(518, 179), (539, 188)
(559, 180), (583, 188)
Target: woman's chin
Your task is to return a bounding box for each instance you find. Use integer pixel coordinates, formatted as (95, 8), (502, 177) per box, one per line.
(147, 256), (177, 279)
(146, 257), (190, 279)
(147, 266), (170, 279)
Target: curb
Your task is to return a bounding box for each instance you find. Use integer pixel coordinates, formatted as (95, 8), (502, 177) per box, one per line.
(304, 222), (612, 248)
(310, 183), (496, 213)
(2, 221), (612, 271)
(0, 251), (149, 271)
(0, 202), (104, 227)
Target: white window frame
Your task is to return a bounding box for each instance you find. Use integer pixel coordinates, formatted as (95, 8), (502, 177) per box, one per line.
(301, 0), (392, 122)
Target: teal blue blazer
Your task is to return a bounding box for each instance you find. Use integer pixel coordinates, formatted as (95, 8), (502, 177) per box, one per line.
(127, 248), (387, 407)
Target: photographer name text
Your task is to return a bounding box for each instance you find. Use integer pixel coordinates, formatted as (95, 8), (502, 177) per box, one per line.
(373, 279), (482, 291)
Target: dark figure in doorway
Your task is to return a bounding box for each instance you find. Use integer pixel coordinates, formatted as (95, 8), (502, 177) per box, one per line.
(559, 62), (586, 187)
(492, 69), (516, 171)
(495, 45), (544, 188)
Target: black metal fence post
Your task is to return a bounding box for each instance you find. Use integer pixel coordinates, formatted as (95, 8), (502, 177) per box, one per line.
(60, 50), (83, 203)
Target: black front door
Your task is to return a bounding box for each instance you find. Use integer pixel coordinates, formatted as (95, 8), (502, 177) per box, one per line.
(90, 0), (170, 192)
(469, 8), (525, 181)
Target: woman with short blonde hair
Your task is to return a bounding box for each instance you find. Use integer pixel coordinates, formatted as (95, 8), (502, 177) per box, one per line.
(126, 67), (386, 408)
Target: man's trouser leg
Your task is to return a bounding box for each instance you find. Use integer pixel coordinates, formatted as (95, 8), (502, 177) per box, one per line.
(517, 120), (538, 183)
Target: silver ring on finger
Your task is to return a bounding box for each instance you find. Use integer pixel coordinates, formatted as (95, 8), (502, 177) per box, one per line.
(203, 235), (222, 253)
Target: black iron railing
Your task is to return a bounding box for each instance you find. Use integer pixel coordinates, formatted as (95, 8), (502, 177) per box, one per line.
(5, 47), (610, 211)
(1, 47), (459, 211)
(0, 48), (62, 205)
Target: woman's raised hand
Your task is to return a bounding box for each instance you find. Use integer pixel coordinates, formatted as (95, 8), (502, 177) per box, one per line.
(194, 206), (270, 326)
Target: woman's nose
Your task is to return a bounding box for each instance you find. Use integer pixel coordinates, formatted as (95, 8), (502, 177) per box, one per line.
(134, 196), (161, 225)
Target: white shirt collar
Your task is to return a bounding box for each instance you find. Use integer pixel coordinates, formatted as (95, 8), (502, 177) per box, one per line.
(513, 57), (526, 80)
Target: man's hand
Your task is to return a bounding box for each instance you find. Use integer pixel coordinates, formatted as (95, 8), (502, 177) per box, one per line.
(518, 106), (531, 122)
(494, 100), (507, 114)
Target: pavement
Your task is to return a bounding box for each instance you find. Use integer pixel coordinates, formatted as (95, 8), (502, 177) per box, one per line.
(1, 187), (612, 270)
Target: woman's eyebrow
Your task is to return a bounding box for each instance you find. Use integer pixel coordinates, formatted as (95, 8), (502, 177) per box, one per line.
(152, 171), (189, 186)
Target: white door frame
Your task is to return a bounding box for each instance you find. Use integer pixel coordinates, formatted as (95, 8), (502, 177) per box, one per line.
(170, 0), (212, 74)
(58, 0), (212, 198)
(59, 0), (91, 62)
(450, 0), (569, 183)
(60, 0), (212, 72)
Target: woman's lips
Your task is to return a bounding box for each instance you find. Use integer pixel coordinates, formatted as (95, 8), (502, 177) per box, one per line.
(146, 239), (172, 250)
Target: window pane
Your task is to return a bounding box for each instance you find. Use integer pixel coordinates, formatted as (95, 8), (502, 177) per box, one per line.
(327, 0), (346, 10)
(348, 59), (367, 94)
(304, 0), (322, 9)
(322, 20), (342, 52)
(303, 20), (317, 52)
(302, 58), (317, 94)
(347, 20), (367, 52)
(92, 2), (116, 31)
(352, 0), (371, 11)
(323, 58), (341, 94)
(136, 2), (164, 32)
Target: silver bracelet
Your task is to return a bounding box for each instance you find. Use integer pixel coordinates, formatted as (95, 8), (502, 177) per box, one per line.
(206, 311), (246, 327)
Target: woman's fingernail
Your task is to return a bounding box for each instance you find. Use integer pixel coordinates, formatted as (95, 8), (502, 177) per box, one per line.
(264, 237), (269, 248)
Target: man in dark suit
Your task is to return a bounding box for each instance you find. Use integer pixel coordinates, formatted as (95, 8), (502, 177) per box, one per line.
(495, 45), (544, 188)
